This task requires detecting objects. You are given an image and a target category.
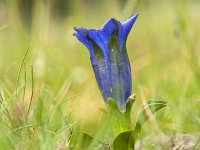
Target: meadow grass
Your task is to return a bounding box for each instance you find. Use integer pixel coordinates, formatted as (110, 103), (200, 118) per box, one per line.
(0, 0), (200, 149)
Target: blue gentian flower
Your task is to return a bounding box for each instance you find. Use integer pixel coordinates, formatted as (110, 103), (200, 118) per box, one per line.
(74, 14), (138, 110)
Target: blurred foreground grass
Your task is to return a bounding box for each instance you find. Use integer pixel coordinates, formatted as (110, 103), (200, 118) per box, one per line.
(0, 0), (200, 149)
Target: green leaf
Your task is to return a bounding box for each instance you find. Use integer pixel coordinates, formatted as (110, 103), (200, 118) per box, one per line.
(107, 98), (131, 135)
(113, 130), (135, 150)
(134, 99), (167, 140)
(107, 98), (119, 112)
(69, 132), (98, 149)
(125, 94), (136, 114)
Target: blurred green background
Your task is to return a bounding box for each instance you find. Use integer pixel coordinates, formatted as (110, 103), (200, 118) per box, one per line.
(0, 0), (200, 149)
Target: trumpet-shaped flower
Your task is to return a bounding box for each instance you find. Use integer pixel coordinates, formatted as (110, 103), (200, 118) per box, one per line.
(74, 14), (138, 110)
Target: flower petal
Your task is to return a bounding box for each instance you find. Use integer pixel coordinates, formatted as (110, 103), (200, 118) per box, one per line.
(100, 18), (118, 36)
(88, 30), (112, 101)
(120, 46), (132, 105)
(88, 29), (108, 54)
(108, 34), (125, 108)
(118, 13), (139, 51)
(121, 14), (138, 39)
(91, 42), (112, 100)
(73, 27), (94, 60)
